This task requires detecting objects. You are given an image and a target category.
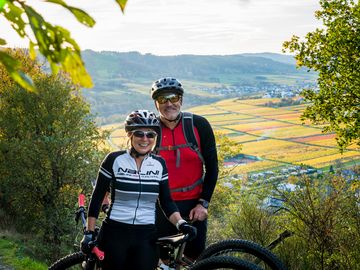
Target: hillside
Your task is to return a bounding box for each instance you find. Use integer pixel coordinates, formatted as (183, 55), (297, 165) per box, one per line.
(82, 50), (306, 82)
(81, 51), (317, 124)
(105, 98), (360, 176)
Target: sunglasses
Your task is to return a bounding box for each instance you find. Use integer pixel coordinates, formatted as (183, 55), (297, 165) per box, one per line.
(156, 94), (181, 104)
(131, 130), (157, 139)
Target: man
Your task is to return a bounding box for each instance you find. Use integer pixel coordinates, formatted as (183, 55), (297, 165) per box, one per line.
(151, 77), (219, 260)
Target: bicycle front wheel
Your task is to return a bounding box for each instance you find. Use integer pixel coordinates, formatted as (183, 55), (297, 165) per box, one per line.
(48, 252), (85, 270)
(197, 239), (286, 270)
(189, 256), (262, 270)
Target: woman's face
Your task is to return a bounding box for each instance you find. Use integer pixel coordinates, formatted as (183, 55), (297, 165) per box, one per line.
(129, 127), (157, 155)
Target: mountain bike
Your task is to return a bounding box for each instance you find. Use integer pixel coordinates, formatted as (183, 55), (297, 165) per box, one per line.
(48, 194), (287, 270)
(49, 232), (262, 270)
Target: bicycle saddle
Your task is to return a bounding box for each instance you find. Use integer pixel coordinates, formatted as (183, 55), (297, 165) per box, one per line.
(156, 234), (186, 245)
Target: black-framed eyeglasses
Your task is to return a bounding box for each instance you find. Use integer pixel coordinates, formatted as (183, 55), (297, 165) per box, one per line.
(131, 130), (157, 139)
(156, 94), (181, 104)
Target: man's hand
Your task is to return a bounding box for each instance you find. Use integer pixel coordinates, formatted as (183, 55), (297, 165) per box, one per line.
(189, 204), (208, 222)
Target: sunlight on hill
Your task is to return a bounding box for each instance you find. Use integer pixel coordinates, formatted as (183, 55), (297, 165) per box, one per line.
(199, 98), (360, 174)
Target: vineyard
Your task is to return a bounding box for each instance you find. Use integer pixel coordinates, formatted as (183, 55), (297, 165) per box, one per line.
(104, 98), (360, 175)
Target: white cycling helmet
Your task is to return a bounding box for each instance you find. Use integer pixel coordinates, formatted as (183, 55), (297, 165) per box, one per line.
(124, 110), (160, 134)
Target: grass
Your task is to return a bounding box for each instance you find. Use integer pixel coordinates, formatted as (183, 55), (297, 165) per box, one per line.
(0, 232), (47, 270)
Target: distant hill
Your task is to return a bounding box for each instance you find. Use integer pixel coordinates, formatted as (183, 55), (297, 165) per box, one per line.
(80, 50), (316, 124)
(241, 52), (296, 65)
(82, 50), (308, 83)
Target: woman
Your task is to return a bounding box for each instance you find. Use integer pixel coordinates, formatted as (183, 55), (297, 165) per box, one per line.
(80, 110), (196, 270)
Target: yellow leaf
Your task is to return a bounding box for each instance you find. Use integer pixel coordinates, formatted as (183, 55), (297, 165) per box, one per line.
(115, 0), (128, 13)
(29, 41), (37, 60)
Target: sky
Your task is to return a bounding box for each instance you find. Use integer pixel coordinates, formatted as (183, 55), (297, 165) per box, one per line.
(1, 0), (322, 56)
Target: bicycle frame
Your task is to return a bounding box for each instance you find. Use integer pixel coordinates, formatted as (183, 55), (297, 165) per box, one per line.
(156, 234), (193, 269)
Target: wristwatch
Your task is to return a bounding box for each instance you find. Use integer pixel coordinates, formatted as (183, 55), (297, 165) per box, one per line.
(198, 199), (209, 209)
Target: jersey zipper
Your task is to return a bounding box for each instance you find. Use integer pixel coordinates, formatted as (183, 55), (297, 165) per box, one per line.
(132, 156), (144, 224)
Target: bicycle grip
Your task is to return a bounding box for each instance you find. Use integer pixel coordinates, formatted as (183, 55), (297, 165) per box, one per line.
(92, 246), (105, 261)
(78, 194), (86, 207)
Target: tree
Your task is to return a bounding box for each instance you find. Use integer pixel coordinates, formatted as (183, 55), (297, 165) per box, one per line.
(0, 0), (128, 91)
(207, 132), (243, 243)
(274, 175), (360, 269)
(210, 132), (242, 218)
(0, 49), (109, 261)
(283, 0), (360, 151)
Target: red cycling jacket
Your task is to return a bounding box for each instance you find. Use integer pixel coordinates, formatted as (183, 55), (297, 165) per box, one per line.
(158, 114), (218, 201)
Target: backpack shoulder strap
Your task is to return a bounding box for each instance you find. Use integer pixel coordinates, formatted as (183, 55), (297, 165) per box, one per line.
(182, 112), (198, 148)
(182, 112), (204, 163)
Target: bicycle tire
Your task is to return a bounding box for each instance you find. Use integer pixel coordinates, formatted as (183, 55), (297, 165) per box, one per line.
(48, 252), (85, 270)
(189, 255), (262, 270)
(197, 239), (287, 270)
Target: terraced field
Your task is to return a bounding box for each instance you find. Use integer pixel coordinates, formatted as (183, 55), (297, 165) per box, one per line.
(105, 98), (360, 175)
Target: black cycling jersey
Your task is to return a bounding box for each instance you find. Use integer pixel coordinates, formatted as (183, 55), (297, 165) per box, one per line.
(88, 150), (178, 224)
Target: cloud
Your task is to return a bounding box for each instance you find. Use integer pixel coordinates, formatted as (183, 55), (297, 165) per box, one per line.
(3, 0), (321, 55)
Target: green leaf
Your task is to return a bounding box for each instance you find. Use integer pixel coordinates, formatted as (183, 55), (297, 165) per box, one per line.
(0, 0), (6, 10)
(66, 7), (96, 27)
(45, 0), (95, 27)
(115, 0), (128, 13)
(0, 50), (36, 92)
(0, 38), (6, 45)
(23, 4), (92, 88)
(1, 1), (27, 37)
(11, 70), (36, 92)
(0, 50), (20, 70)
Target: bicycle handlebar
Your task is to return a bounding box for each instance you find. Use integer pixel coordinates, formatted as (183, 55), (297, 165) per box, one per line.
(92, 246), (105, 260)
(77, 193), (105, 262)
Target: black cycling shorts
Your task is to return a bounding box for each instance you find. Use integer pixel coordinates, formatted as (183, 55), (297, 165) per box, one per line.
(97, 219), (158, 270)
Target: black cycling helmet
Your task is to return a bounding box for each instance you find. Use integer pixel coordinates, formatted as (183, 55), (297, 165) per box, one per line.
(151, 77), (184, 100)
(124, 110), (160, 134)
